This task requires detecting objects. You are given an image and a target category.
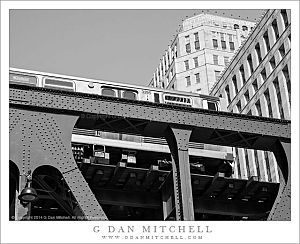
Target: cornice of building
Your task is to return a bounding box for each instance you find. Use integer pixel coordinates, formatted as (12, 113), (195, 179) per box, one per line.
(183, 12), (257, 25)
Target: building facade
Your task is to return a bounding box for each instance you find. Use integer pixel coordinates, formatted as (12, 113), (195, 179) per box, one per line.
(149, 13), (256, 94)
(210, 9), (291, 183)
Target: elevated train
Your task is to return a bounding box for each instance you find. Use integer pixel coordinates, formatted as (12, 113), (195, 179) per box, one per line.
(9, 68), (226, 111)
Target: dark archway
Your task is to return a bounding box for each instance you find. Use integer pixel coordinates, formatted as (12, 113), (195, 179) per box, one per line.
(9, 161), (20, 220)
(31, 165), (82, 220)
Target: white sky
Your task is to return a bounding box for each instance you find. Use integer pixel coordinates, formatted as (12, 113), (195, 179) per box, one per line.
(10, 9), (263, 86)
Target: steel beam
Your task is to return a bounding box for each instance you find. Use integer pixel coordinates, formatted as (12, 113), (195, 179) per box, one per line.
(161, 172), (174, 220)
(202, 172), (226, 198)
(9, 86), (291, 220)
(142, 165), (159, 189)
(9, 86), (290, 142)
(93, 188), (161, 209)
(268, 141), (291, 220)
(165, 126), (194, 221)
(9, 108), (108, 220)
(108, 162), (127, 186)
(34, 175), (75, 216)
(193, 197), (272, 218)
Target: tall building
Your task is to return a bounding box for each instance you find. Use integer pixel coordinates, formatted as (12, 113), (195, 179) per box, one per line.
(149, 13), (256, 94)
(210, 9), (291, 182)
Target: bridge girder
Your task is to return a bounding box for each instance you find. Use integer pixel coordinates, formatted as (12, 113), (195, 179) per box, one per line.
(9, 85), (291, 220)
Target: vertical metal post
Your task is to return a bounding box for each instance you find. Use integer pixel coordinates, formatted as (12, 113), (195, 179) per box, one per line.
(268, 140), (291, 220)
(161, 174), (174, 220)
(16, 174), (31, 220)
(165, 126), (194, 221)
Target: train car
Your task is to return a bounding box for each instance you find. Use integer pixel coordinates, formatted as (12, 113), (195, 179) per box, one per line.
(9, 68), (225, 111)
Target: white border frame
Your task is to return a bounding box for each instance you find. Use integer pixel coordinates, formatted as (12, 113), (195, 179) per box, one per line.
(1, 1), (299, 243)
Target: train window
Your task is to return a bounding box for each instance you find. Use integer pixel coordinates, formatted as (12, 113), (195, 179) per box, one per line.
(102, 88), (116, 97)
(45, 78), (73, 87)
(9, 73), (37, 86)
(154, 93), (160, 103)
(207, 101), (218, 111)
(123, 90), (137, 100)
(44, 78), (75, 91)
(164, 94), (192, 107)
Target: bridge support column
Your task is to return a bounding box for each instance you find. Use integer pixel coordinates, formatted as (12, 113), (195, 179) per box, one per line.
(268, 140), (291, 220)
(9, 108), (108, 220)
(165, 126), (194, 221)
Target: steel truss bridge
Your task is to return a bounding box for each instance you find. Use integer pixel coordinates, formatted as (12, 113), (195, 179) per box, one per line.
(9, 84), (291, 220)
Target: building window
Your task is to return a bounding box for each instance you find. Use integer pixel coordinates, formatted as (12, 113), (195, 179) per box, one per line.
(244, 149), (251, 178)
(279, 44), (286, 58)
(195, 41), (200, 50)
(281, 9), (289, 28)
(263, 31), (271, 52)
(261, 68), (267, 82)
(254, 150), (261, 180)
(239, 65), (246, 85)
(213, 55), (219, 65)
(184, 60), (189, 70)
(236, 101), (242, 112)
(252, 79), (258, 92)
(282, 65), (291, 105)
(264, 89), (273, 117)
(194, 57), (199, 67)
(224, 56), (229, 66)
(255, 43), (262, 63)
(255, 100), (262, 116)
(235, 148), (242, 179)
(232, 75), (238, 95)
(215, 70), (221, 82)
(195, 73), (200, 83)
(272, 19), (280, 40)
(225, 85), (231, 103)
(194, 32), (199, 41)
(229, 42), (235, 51)
(269, 56), (276, 70)
(228, 34), (233, 42)
(213, 39), (218, 48)
(186, 76), (191, 86)
(242, 25), (248, 31)
(244, 90), (250, 102)
(264, 151), (272, 182)
(234, 24), (240, 29)
(247, 54), (254, 74)
(221, 41), (226, 50)
(273, 78), (284, 119)
(186, 43), (191, 53)
(220, 33), (225, 41)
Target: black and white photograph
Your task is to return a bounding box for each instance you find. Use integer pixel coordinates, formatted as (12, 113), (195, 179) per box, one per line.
(1, 1), (299, 243)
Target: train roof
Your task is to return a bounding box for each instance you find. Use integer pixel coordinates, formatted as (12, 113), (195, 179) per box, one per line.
(10, 67), (221, 101)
